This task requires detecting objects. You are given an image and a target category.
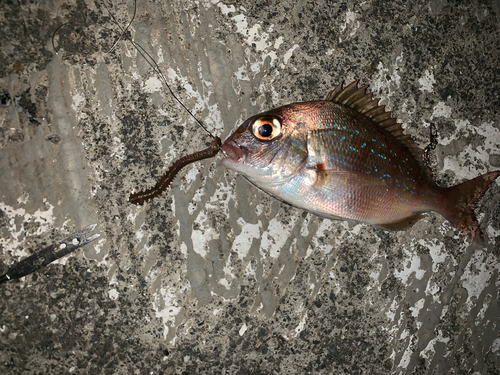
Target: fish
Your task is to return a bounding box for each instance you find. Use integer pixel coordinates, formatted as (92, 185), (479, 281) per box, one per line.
(221, 80), (500, 242)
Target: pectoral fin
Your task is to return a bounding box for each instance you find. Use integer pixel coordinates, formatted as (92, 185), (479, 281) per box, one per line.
(314, 167), (390, 191)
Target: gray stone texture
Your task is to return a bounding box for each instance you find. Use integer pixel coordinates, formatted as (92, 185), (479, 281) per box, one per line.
(1, 0), (499, 373)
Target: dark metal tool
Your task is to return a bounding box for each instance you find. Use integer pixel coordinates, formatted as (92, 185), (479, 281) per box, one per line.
(0, 223), (100, 284)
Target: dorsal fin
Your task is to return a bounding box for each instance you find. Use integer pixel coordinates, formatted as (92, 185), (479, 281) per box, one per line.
(325, 80), (425, 163)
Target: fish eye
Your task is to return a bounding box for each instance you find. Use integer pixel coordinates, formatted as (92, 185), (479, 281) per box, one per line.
(251, 116), (282, 141)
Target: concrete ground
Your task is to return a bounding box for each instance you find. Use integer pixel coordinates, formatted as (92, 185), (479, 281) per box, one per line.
(1, 0), (499, 373)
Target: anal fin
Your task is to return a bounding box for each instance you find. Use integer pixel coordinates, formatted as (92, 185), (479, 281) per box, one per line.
(377, 213), (425, 231)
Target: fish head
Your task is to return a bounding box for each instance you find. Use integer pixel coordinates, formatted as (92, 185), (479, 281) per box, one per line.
(221, 104), (309, 186)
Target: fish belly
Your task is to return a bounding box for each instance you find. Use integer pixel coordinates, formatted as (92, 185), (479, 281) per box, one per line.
(265, 168), (440, 226)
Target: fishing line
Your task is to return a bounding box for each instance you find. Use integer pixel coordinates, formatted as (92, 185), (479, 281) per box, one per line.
(52, 1), (234, 205)
(52, 0), (215, 139)
(101, 0), (215, 139)
(94, 0), (223, 204)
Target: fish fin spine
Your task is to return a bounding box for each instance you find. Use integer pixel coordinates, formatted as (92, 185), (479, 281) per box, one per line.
(327, 80), (430, 174)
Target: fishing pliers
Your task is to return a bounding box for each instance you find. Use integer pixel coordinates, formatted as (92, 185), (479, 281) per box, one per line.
(0, 223), (100, 284)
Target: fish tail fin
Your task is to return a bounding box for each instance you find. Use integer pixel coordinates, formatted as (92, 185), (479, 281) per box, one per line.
(439, 171), (499, 242)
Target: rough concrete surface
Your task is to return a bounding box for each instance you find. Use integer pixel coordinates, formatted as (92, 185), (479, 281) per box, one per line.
(1, 0), (500, 373)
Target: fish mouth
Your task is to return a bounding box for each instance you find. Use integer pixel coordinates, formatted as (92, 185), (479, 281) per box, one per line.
(221, 140), (247, 162)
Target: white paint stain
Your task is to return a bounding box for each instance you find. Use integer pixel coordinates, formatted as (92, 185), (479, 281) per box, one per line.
(231, 218), (262, 260)
(283, 44), (300, 65)
(188, 188), (205, 215)
(143, 76), (163, 93)
(220, 6), (301, 78)
(153, 285), (185, 341)
(183, 164), (201, 189)
(71, 92), (86, 114)
(294, 314), (308, 337)
(385, 299), (398, 321)
(394, 249), (426, 285)
(371, 52), (404, 96)
(492, 338), (500, 352)
(163, 67), (223, 136)
(108, 288), (119, 300)
(460, 250), (499, 315)
(476, 294), (492, 325)
(299, 214), (311, 237)
(425, 279), (442, 303)
(397, 344), (413, 370)
(340, 10), (361, 37)
(305, 219), (335, 259)
(368, 262), (383, 291)
(261, 213), (299, 259)
(231, 14), (272, 52)
(234, 65), (250, 81)
(442, 120), (500, 180)
(191, 210), (219, 258)
(431, 101), (452, 119)
(0, 199), (56, 259)
(418, 69), (436, 92)
(418, 238), (451, 272)
(218, 278), (231, 289)
(214, 1), (235, 15)
(274, 36), (284, 49)
(409, 298), (425, 318)
(420, 329), (450, 360)
(239, 323), (248, 336)
(110, 136), (125, 160)
(487, 224), (500, 242)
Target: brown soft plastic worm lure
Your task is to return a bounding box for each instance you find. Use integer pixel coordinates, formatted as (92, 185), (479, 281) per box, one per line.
(129, 136), (221, 205)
